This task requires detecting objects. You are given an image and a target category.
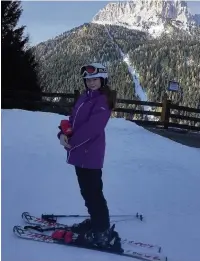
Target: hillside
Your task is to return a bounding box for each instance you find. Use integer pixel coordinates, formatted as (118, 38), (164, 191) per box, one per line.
(35, 23), (146, 100)
(33, 0), (200, 109)
(127, 29), (200, 107)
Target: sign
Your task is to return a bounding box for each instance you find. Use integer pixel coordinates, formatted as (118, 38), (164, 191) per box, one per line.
(168, 80), (180, 92)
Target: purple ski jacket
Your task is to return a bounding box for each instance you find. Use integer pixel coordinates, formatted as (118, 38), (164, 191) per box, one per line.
(62, 89), (111, 169)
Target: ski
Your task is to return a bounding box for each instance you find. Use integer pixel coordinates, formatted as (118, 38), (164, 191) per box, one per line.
(22, 212), (68, 229)
(13, 225), (167, 261)
(21, 212), (161, 253)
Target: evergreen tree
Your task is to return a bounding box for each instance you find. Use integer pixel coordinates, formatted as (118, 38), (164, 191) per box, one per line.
(1, 0), (41, 108)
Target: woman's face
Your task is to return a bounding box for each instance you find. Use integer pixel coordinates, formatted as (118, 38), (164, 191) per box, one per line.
(86, 77), (101, 90)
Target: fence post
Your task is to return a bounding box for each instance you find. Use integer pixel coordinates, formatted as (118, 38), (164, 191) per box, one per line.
(161, 93), (171, 129)
(74, 90), (80, 105)
(112, 90), (117, 109)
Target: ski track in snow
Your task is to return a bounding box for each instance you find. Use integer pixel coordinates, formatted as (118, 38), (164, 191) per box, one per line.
(119, 53), (154, 120)
(104, 25), (152, 118)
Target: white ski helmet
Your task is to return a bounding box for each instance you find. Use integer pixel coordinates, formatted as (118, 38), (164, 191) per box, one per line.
(80, 63), (108, 86)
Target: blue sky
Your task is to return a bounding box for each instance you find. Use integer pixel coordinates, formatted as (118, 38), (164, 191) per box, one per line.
(18, 1), (200, 46)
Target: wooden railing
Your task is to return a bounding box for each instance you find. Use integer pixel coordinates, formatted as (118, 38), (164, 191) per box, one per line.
(2, 90), (200, 131)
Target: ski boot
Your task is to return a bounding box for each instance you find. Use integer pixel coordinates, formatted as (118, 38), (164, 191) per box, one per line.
(51, 219), (92, 242)
(70, 218), (92, 234)
(83, 224), (123, 253)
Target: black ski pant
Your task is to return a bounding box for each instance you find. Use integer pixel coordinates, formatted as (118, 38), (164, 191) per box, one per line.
(75, 166), (110, 232)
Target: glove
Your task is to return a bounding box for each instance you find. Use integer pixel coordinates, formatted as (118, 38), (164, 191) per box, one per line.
(60, 120), (72, 136)
(60, 134), (69, 147)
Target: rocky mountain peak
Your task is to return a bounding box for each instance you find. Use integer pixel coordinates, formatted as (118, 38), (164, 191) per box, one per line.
(92, 0), (199, 37)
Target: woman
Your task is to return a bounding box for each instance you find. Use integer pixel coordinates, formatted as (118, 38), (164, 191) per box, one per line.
(58, 63), (120, 248)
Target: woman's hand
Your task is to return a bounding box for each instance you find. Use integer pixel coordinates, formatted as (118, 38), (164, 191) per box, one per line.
(60, 134), (68, 146)
(65, 143), (72, 149)
(60, 134), (72, 149)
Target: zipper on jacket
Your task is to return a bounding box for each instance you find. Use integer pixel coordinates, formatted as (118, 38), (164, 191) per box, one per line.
(72, 102), (84, 129)
(67, 102), (84, 164)
(68, 99), (91, 164)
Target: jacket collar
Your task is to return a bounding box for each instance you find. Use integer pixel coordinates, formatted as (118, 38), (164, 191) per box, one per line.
(86, 89), (100, 98)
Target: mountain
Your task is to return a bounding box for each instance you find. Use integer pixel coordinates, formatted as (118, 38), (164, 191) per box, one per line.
(33, 0), (200, 114)
(92, 0), (199, 37)
(34, 23), (147, 101)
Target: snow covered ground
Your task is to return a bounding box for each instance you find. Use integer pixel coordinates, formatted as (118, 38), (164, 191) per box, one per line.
(2, 109), (200, 261)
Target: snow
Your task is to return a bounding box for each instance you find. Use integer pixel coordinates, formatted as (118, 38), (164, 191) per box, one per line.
(92, 0), (197, 37)
(104, 25), (152, 119)
(148, 24), (165, 38)
(104, 26), (147, 102)
(122, 55), (148, 102)
(2, 109), (200, 261)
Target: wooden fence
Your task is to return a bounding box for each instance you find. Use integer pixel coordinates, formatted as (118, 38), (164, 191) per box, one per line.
(2, 90), (200, 132)
(114, 93), (200, 131)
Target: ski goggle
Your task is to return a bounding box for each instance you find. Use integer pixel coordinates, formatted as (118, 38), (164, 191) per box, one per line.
(80, 65), (107, 77)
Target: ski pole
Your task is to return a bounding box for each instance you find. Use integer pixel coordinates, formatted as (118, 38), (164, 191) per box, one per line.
(41, 213), (143, 221)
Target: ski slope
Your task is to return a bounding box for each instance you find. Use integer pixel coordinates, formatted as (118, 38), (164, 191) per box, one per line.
(104, 25), (152, 120)
(2, 109), (200, 261)
(104, 25), (147, 103)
